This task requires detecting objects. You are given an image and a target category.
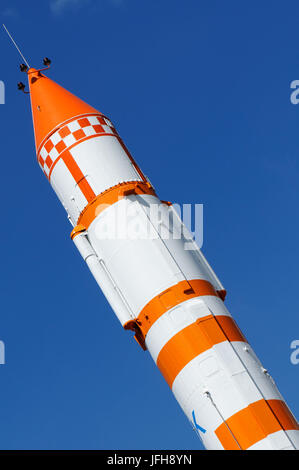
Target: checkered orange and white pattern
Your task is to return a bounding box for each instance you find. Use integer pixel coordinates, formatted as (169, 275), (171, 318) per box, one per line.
(37, 114), (117, 177)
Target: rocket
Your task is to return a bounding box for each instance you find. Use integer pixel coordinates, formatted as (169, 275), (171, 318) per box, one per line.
(20, 61), (298, 450)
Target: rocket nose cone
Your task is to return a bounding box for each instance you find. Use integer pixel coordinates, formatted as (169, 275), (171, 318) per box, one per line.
(28, 69), (101, 152)
(27, 68), (42, 89)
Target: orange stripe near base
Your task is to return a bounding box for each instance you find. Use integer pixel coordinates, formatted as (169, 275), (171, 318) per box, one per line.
(268, 399), (299, 431)
(215, 399), (299, 450)
(137, 279), (219, 338)
(156, 314), (246, 388)
(123, 279), (221, 351)
(76, 180), (156, 229)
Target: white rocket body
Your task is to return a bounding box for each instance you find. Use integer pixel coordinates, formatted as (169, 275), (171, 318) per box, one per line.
(28, 68), (299, 450)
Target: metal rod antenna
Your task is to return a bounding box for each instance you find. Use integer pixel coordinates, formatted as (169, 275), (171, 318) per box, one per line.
(3, 24), (30, 68)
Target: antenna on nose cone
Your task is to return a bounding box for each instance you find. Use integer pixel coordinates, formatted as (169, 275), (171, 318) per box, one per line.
(3, 25), (53, 95)
(2, 24), (30, 68)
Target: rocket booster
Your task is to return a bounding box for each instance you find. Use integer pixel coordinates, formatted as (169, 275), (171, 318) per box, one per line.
(25, 65), (299, 450)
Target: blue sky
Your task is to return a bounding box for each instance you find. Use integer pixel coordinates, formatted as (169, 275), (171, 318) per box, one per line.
(0, 0), (299, 450)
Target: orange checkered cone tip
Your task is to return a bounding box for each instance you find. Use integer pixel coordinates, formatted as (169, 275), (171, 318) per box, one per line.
(27, 68), (100, 152)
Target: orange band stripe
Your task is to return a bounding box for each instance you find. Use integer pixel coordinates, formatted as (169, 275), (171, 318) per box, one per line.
(156, 314), (246, 388)
(77, 180), (156, 229)
(269, 399), (299, 431)
(62, 150), (96, 202)
(137, 279), (219, 339)
(216, 399), (299, 450)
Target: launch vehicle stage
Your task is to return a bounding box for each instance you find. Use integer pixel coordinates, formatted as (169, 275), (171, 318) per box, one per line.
(18, 60), (299, 450)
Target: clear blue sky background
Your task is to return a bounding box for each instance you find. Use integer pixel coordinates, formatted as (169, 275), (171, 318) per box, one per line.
(0, 0), (299, 450)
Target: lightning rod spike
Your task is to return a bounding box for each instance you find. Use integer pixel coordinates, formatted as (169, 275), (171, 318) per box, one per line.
(3, 24), (30, 68)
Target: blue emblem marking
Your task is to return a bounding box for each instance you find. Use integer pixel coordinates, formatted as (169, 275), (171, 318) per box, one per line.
(192, 410), (206, 434)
